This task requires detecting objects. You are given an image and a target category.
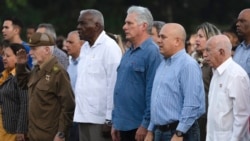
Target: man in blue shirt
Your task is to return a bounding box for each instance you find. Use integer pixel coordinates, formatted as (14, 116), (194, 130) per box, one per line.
(66, 30), (84, 141)
(145, 23), (205, 141)
(2, 16), (33, 68)
(234, 8), (250, 79)
(111, 6), (162, 141)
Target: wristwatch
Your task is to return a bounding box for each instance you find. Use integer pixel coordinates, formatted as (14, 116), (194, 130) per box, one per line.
(105, 119), (112, 126)
(175, 130), (184, 137)
(57, 132), (65, 139)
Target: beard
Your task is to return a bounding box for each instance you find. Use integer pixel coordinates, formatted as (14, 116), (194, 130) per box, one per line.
(32, 58), (38, 66)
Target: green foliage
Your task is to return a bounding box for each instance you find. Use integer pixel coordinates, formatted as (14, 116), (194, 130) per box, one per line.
(0, 0), (250, 39)
(5, 0), (27, 10)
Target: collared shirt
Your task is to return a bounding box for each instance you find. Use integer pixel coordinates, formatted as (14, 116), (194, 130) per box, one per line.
(233, 42), (250, 79)
(22, 41), (32, 69)
(148, 49), (205, 133)
(67, 56), (79, 91)
(74, 31), (122, 123)
(206, 57), (250, 141)
(112, 38), (162, 131)
(53, 47), (69, 70)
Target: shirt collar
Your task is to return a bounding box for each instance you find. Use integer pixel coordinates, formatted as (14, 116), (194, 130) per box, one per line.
(129, 37), (154, 51)
(165, 49), (186, 64)
(214, 57), (232, 75)
(89, 30), (105, 48)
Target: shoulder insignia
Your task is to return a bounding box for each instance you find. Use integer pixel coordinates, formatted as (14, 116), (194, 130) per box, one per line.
(53, 66), (59, 72)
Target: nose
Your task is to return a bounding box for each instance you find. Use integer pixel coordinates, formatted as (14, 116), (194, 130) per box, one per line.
(203, 49), (208, 58)
(122, 24), (127, 30)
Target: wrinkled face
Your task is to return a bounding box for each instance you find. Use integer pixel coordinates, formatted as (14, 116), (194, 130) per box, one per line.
(65, 33), (82, 58)
(2, 20), (17, 41)
(236, 10), (250, 38)
(195, 29), (207, 52)
(77, 13), (96, 41)
(2, 47), (17, 70)
(123, 13), (142, 42)
(158, 26), (176, 58)
(29, 46), (48, 66)
(203, 41), (221, 68)
(151, 27), (160, 46)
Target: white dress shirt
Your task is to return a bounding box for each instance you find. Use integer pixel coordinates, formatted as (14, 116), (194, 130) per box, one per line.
(74, 31), (122, 124)
(206, 57), (250, 141)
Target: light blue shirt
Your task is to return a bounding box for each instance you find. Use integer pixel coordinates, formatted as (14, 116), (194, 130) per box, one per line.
(67, 56), (79, 91)
(149, 49), (205, 133)
(233, 42), (250, 79)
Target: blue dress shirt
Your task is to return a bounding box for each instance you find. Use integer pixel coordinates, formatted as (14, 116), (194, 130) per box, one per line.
(67, 56), (79, 91)
(112, 38), (162, 131)
(22, 41), (32, 69)
(233, 42), (250, 79)
(149, 49), (205, 133)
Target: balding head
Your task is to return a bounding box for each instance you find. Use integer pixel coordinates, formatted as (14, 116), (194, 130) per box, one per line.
(236, 8), (250, 41)
(204, 35), (232, 68)
(65, 30), (84, 59)
(159, 23), (186, 57)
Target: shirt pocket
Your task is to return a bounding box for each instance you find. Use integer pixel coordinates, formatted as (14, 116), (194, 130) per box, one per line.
(87, 59), (103, 74)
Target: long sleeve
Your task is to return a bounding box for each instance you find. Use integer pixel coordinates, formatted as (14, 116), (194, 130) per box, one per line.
(56, 70), (75, 133)
(15, 77), (28, 133)
(15, 64), (31, 89)
(229, 74), (250, 141)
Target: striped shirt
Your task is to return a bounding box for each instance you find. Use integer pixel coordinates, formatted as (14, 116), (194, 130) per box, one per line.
(149, 49), (205, 133)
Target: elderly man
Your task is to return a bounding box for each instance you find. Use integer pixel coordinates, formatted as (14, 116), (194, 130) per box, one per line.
(145, 23), (205, 141)
(16, 32), (75, 141)
(203, 35), (250, 141)
(74, 9), (122, 141)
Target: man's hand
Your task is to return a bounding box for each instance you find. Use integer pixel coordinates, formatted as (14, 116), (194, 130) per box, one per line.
(16, 134), (26, 141)
(53, 135), (65, 141)
(135, 126), (147, 141)
(171, 134), (183, 141)
(16, 49), (28, 64)
(111, 127), (120, 141)
(144, 131), (153, 141)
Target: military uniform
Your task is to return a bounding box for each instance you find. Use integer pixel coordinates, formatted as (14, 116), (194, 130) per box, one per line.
(16, 56), (75, 141)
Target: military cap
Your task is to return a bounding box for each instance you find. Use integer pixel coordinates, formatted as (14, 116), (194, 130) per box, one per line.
(28, 32), (55, 47)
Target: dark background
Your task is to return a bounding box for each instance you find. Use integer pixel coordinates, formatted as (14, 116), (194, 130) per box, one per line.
(0, 0), (250, 40)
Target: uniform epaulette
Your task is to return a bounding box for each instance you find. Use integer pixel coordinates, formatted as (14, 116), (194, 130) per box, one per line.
(53, 65), (60, 73)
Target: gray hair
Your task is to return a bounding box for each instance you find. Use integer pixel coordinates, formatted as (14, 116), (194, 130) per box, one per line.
(127, 6), (154, 34)
(152, 21), (165, 34)
(196, 22), (221, 40)
(48, 45), (54, 54)
(80, 9), (104, 28)
(37, 23), (57, 40)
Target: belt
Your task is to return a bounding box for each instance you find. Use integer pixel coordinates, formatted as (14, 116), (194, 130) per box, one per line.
(155, 121), (179, 132)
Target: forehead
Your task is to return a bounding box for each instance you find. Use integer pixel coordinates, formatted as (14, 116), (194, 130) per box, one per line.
(3, 47), (14, 54)
(3, 20), (13, 26)
(238, 10), (250, 19)
(78, 12), (93, 21)
(159, 25), (170, 35)
(125, 13), (137, 22)
(67, 33), (78, 40)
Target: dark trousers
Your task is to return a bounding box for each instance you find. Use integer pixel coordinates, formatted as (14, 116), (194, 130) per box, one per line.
(154, 121), (200, 141)
(68, 122), (79, 141)
(198, 117), (207, 141)
(120, 128), (137, 141)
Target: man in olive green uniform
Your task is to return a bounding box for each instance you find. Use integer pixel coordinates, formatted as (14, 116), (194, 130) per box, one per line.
(16, 32), (75, 141)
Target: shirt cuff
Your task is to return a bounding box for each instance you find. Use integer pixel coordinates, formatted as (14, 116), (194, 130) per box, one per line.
(141, 119), (150, 129)
(176, 122), (191, 133)
(147, 122), (154, 131)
